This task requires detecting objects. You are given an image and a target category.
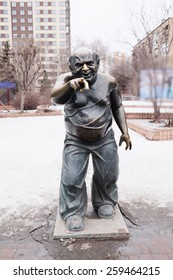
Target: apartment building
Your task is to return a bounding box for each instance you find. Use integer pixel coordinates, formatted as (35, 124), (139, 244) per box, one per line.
(0, 0), (71, 84)
(132, 17), (173, 99)
(133, 17), (173, 68)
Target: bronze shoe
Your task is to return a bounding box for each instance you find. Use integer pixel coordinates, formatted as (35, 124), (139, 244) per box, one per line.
(98, 205), (114, 219)
(66, 215), (84, 231)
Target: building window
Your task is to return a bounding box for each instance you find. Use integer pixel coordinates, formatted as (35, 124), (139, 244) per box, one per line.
(13, 34), (18, 38)
(12, 18), (17, 23)
(0, 33), (9, 39)
(20, 18), (25, 23)
(28, 18), (32, 23)
(28, 10), (32, 15)
(13, 26), (17, 31)
(51, 2), (56, 6)
(27, 2), (32, 7)
(60, 41), (66, 47)
(59, 18), (65, 23)
(60, 25), (65, 30)
(0, 18), (7, 22)
(36, 18), (40, 22)
(20, 10), (25, 15)
(21, 34), (26, 38)
(59, 1), (65, 6)
(1, 9), (7, 14)
(11, 2), (16, 7)
(28, 26), (32, 31)
(12, 10), (16, 15)
(21, 26), (25, 31)
(43, 1), (48, 6)
(20, 2), (24, 7)
(162, 41), (169, 55)
(2, 1), (8, 6)
(60, 33), (66, 38)
(59, 9), (65, 15)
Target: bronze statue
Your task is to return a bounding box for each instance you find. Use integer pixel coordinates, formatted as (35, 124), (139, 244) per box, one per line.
(51, 47), (132, 232)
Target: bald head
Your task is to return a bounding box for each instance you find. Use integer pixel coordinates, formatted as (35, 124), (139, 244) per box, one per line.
(69, 47), (100, 64)
(69, 47), (100, 84)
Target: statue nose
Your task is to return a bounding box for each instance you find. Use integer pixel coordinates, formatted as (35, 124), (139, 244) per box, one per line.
(82, 64), (89, 71)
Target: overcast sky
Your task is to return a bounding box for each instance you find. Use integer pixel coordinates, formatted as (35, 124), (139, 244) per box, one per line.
(70, 0), (173, 54)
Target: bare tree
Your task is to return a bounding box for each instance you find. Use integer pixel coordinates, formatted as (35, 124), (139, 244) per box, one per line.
(71, 37), (88, 52)
(39, 70), (51, 94)
(131, 6), (173, 121)
(89, 39), (108, 61)
(110, 53), (133, 96)
(10, 38), (44, 112)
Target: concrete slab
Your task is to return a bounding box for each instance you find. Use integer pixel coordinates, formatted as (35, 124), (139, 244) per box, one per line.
(53, 206), (129, 240)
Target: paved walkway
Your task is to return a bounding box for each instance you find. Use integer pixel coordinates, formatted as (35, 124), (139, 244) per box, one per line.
(0, 115), (173, 260)
(1, 226), (173, 260)
(0, 215), (173, 260)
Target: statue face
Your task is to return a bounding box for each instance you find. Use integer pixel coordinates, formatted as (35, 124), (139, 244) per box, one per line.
(69, 48), (100, 84)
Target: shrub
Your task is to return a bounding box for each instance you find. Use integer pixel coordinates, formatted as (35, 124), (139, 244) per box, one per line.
(11, 91), (51, 110)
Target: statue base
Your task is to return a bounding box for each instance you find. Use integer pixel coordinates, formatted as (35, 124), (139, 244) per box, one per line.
(53, 205), (129, 240)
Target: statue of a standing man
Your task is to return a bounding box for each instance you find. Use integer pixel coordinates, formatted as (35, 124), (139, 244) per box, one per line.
(51, 47), (132, 232)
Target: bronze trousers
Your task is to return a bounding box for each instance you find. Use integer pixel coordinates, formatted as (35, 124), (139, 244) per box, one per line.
(59, 129), (119, 220)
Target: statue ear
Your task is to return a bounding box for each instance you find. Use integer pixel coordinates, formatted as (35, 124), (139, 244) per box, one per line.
(97, 56), (100, 68)
(69, 57), (73, 72)
(93, 52), (100, 68)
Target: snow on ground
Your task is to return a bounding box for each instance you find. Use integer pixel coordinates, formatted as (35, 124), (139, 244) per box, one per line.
(0, 115), (173, 219)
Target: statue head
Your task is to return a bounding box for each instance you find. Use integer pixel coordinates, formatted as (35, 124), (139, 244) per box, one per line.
(69, 47), (100, 84)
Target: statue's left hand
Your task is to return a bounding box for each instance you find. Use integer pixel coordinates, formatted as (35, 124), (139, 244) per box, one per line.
(119, 134), (132, 150)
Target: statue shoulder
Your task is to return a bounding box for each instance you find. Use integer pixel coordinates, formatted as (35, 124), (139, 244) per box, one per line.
(108, 74), (118, 88)
(99, 72), (119, 90)
(98, 72), (118, 88)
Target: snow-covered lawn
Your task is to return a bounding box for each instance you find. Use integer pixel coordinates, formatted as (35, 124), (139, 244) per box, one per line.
(0, 115), (173, 219)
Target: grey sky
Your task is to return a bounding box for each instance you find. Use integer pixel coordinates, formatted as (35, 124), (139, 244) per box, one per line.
(70, 0), (173, 54)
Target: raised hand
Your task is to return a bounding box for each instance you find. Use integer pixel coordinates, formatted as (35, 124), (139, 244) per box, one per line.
(70, 77), (89, 92)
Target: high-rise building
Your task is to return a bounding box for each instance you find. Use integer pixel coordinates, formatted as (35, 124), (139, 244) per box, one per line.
(0, 0), (71, 85)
